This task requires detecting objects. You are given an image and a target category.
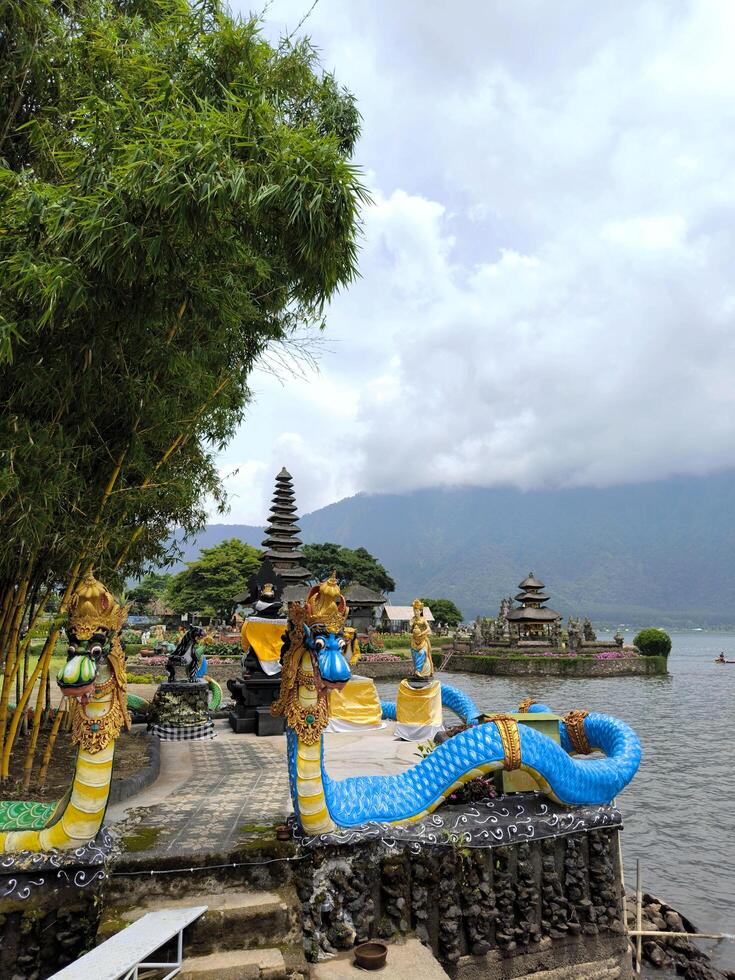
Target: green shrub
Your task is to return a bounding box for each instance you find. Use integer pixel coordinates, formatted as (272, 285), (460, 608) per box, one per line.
(201, 641), (241, 659)
(633, 628), (672, 657)
(126, 672), (165, 684)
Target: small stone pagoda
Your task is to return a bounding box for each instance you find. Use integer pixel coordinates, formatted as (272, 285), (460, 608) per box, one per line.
(260, 467), (311, 603)
(506, 572), (561, 641)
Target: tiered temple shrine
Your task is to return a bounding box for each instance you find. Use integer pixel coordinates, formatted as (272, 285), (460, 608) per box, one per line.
(506, 572), (561, 640)
(258, 467), (311, 603)
(228, 468), (310, 734)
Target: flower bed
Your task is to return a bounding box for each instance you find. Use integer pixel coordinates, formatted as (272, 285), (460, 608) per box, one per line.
(593, 649), (639, 660)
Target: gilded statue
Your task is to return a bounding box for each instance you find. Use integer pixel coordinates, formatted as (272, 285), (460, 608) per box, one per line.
(409, 598), (433, 678)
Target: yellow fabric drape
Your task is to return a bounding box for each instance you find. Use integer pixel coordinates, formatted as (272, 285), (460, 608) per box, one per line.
(396, 679), (442, 726)
(241, 620), (286, 663)
(329, 676), (382, 726)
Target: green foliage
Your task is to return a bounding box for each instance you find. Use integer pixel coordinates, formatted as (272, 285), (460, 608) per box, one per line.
(200, 642), (240, 659)
(126, 672), (164, 684)
(633, 628), (672, 657)
(127, 573), (173, 613)
(378, 632), (452, 648)
(302, 543), (395, 593)
(420, 597), (463, 627)
(166, 539), (260, 618)
(0, 0), (366, 596)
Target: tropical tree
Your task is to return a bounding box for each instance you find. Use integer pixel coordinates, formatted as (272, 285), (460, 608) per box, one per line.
(419, 598), (463, 628)
(0, 0), (366, 785)
(302, 543), (395, 593)
(166, 540), (261, 620)
(127, 573), (173, 614)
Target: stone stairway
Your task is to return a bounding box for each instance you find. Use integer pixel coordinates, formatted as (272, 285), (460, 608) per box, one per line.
(98, 886), (307, 979)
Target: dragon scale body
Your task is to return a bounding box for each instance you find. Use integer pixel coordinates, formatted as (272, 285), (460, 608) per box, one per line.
(288, 655), (642, 835)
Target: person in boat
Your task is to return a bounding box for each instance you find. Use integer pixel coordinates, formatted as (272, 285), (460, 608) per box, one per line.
(716, 652), (726, 663)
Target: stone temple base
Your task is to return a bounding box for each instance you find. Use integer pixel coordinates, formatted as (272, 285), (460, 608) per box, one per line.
(227, 674), (285, 736)
(0, 829), (113, 979)
(148, 680), (209, 728)
(293, 793), (630, 977)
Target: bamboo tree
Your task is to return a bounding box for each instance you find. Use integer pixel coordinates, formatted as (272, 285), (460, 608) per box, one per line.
(37, 701), (66, 791)
(0, 0), (367, 784)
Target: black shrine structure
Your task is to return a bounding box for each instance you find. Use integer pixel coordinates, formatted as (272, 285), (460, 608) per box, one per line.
(228, 468), (312, 734)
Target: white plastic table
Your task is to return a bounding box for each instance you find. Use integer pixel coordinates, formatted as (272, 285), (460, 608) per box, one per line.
(50, 905), (208, 980)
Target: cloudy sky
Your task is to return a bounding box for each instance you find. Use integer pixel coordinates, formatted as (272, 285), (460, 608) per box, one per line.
(218, 0), (735, 523)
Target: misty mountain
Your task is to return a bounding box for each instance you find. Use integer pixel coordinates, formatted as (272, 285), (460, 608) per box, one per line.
(169, 471), (735, 627)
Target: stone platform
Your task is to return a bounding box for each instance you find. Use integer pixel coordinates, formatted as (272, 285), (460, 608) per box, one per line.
(103, 721), (632, 979)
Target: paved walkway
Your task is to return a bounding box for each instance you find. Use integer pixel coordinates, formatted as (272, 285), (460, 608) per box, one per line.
(107, 722), (291, 856)
(107, 719), (417, 858)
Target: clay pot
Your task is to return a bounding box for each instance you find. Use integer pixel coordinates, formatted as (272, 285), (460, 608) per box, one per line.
(354, 941), (388, 970)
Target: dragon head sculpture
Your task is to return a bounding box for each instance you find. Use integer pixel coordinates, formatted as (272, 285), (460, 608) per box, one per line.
(302, 573), (351, 692)
(56, 574), (131, 750)
(271, 574), (352, 742)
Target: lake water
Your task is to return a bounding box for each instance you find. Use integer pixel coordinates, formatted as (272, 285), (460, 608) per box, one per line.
(379, 631), (735, 971)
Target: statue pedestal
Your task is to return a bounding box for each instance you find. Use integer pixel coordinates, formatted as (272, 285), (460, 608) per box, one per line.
(148, 681), (214, 740)
(395, 678), (443, 741)
(227, 674), (285, 736)
(326, 676), (384, 732)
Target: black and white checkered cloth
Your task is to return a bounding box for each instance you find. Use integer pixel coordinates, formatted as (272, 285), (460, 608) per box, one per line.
(148, 720), (216, 741)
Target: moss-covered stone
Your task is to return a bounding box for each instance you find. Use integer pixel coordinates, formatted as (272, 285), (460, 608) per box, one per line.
(121, 825), (163, 852)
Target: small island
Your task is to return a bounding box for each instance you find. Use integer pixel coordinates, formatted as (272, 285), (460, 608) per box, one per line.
(444, 573), (668, 677)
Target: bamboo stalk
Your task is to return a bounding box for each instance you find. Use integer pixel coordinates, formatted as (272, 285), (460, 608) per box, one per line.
(21, 647), (54, 791)
(37, 702), (66, 791)
(0, 577), (30, 761)
(635, 860), (643, 974)
(0, 571), (78, 780)
(0, 583), (15, 662)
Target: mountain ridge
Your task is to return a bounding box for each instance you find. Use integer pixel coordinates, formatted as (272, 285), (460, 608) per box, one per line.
(169, 471), (735, 627)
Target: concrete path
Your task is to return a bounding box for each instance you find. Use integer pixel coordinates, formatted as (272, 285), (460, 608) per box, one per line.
(312, 939), (450, 978)
(108, 719), (418, 858)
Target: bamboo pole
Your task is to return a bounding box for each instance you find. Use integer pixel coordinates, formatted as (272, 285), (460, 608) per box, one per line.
(21, 647), (54, 791)
(0, 577), (30, 761)
(0, 583), (15, 664)
(0, 571), (78, 780)
(635, 859), (643, 974)
(37, 701), (66, 791)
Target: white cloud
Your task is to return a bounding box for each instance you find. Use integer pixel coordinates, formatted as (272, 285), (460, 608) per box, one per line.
(220, 0), (735, 524)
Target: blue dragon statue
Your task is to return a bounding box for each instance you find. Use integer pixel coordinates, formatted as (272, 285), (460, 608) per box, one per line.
(271, 577), (642, 836)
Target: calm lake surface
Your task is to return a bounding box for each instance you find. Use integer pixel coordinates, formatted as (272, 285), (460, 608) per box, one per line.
(378, 631), (735, 971)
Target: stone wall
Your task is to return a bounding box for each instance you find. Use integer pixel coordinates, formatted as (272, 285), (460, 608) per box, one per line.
(294, 798), (630, 978)
(356, 660), (411, 681)
(0, 833), (112, 979)
(445, 654), (667, 678)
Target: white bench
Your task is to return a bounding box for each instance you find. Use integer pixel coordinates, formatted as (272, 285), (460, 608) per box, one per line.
(50, 905), (208, 980)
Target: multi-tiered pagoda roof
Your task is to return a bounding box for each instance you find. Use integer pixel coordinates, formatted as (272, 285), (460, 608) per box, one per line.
(507, 572), (561, 625)
(261, 468), (311, 602)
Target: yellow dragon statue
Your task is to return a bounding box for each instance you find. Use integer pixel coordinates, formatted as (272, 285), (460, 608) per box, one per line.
(0, 573), (130, 852)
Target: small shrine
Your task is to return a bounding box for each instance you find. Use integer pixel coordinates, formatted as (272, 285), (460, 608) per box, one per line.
(506, 572), (561, 641)
(342, 582), (385, 633)
(228, 467), (311, 734)
(228, 558), (287, 735)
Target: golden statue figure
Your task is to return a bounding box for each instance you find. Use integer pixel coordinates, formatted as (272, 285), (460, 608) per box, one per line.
(410, 598), (433, 678)
(309, 572), (343, 631)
